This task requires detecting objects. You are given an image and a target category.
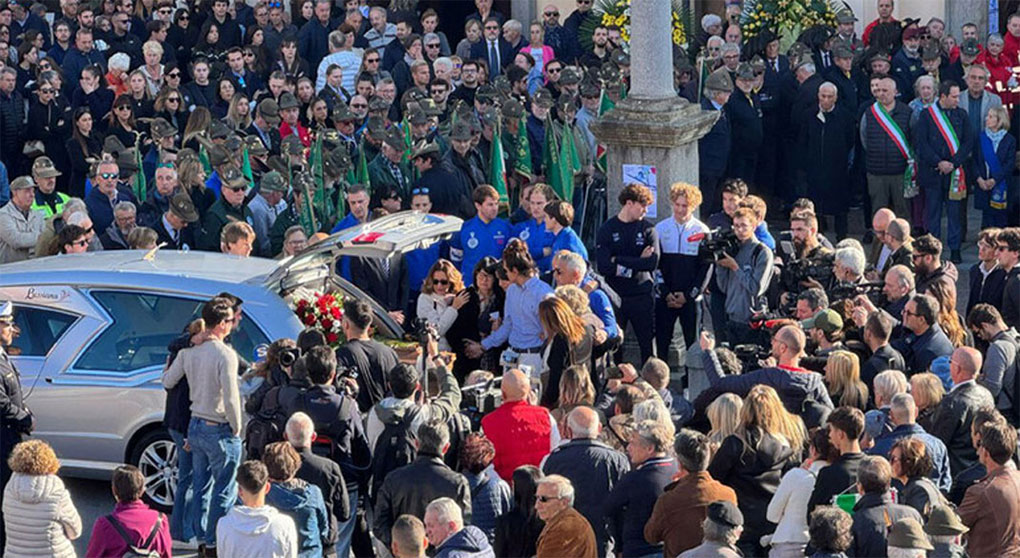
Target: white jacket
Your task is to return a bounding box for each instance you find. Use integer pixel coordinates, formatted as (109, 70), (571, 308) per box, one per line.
(217, 504), (298, 558)
(416, 292), (459, 352)
(2, 473), (82, 558)
(766, 460), (828, 545)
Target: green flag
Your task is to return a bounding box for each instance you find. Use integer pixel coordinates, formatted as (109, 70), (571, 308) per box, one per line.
(513, 114), (532, 179)
(241, 147), (255, 189)
(198, 144), (212, 175)
(133, 148), (146, 201)
(543, 115), (567, 201)
(309, 135), (330, 225)
(298, 179), (317, 236)
(489, 117), (509, 204)
(595, 89), (615, 172)
(335, 178), (348, 219)
(558, 122), (578, 202)
(354, 137), (370, 192)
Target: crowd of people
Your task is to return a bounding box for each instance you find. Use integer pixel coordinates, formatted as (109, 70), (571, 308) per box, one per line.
(1, 0), (1020, 557)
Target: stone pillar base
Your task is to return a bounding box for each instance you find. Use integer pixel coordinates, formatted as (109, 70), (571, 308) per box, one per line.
(591, 97), (719, 220)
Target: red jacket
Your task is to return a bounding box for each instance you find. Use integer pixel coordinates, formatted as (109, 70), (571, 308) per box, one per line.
(482, 400), (553, 481)
(280, 121), (311, 148)
(85, 500), (172, 558)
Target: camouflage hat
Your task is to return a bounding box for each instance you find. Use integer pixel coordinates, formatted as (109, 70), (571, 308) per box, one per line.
(749, 55), (766, 73)
(282, 135), (304, 157)
(787, 42), (812, 60)
(259, 170), (287, 192)
(368, 95), (391, 112)
(381, 126), (406, 151)
(32, 156), (62, 178)
(150, 117), (177, 140)
(10, 176), (35, 190)
(404, 89), (428, 104)
(475, 84), (497, 103)
(117, 148), (140, 173)
(220, 164), (248, 189)
(559, 67), (582, 85)
(257, 98), (281, 125)
(410, 139), (439, 159)
(323, 147), (352, 175)
(209, 119), (232, 139)
(555, 95), (577, 115)
(292, 171), (316, 195)
(479, 107), (500, 127)
(533, 88), (555, 108)
(103, 135), (127, 155)
(735, 62), (755, 81)
(869, 50), (892, 64)
(610, 49), (630, 67)
(418, 97), (442, 117)
(835, 11), (857, 24)
(579, 80), (601, 98)
(169, 193), (199, 223)
(704, 68), (734, 93)
(278, 91), (300, 110)
(208, 144), (231, 167)
(176, 148), (198, 164)
(832, 43), (853, 59)
(921, 44), (941, 61)
(598, 61), (621, 83)
(493, 74), (512, 95)
(365, 115), (387, 137)
(266, 155), (289, 175)
(243, 135), (268, 157)
(224, 134), (243, 154)
(405, 102), (428, 125)
(467, 115), (483, 134)
(449, 120), (473, 141)
(960, 38), (981, 57)
(501, 98), (526, 119)
(332, 102), (358, 122)
(887, 518), (934, 551)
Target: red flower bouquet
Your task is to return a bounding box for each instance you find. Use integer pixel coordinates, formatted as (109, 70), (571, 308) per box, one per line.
(293, 291), (345, 348)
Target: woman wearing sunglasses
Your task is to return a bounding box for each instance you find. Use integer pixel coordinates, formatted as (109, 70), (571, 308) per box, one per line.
(105, 94), (141, 150)
(154, 86), (187, 132)
(27, 76), (73, 193)
(416, 259), (469, 353)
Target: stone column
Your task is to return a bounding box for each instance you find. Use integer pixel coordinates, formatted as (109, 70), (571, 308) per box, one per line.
(590, 1), (719, 221)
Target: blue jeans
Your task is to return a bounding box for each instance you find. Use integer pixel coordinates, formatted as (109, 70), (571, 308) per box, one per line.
(168, 428), (201, 541)
(335, 486), (358, 558)
(923, 182), (962, 250)
(187, 418), (242, 547)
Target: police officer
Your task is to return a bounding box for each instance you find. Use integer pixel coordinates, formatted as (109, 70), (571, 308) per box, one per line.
(0, 301), (34, 549)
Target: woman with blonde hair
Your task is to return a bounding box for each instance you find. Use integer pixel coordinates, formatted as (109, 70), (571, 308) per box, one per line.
(538, 296), (593, 408)
(3, 440), (82, 558)
(176, 150), (215, 217)
(224, 92), (252, 131)
(707, 392), (743, 447)
(182, 106), (211, 152)
(709, 385), (804, 557)
(139, 40), (164, 96)
(910, 372), (945, 432)
(417, 259), (467, 352)
(824, 350), (869, 412)
(550, 365), (597, 437)
(927, 281), (969, 348)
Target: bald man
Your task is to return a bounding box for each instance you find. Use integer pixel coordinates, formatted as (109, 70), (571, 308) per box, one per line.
(481, 369), (561, 481)
(931, 347), (996, 475)
(869, 208), (896, 272)
(542, 406), (630, 556)
(698, 325), (833, 418)
(880, 218), (914, 276)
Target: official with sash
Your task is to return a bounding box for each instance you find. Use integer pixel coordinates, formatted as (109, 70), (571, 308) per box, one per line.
(860, 75), (913, 218)
(915, 81), (974, 259)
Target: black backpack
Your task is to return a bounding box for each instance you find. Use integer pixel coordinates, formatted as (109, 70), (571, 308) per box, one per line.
(245, 385), (308, 460)
(106, 513), (163, 558)
(370, 409), (419, 500)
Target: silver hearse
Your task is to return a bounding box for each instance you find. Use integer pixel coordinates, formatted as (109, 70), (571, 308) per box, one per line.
(0, 211), (461, 509)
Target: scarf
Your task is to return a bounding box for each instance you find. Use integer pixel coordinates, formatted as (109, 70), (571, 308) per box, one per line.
(986, 127), (1007, 151)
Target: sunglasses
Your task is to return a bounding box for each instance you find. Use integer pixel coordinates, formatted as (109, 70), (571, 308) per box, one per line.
(426, 43), (440, 48)
(167, 72), (181, 78)
(167, 97), (180, 102)
(547, 67), (562, 73)
(158, 8), (170, 13)
(351, 103), (367, 108)
(115, 105), (130, 110)
(537, 495), (560, 503)
(366, 57), (380, 63)
(226, 185), (247, 192)
(485, 25), (499, 30)
(432, 278), (449, 285)
(411, 187), (430, 195)
(39, 87), (53, 93)
(99, 172), (117, 179)
(178, 13), (188, 19)
(544, 11), (558, 16)
(244, 52), (255, 57)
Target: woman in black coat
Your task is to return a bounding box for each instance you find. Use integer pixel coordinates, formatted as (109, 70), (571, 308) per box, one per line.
(446, 257), (505, 382)
(538, 297), (593, 409)
(64, 108), (103, 199)
(493, 465), (544, 558)
(708, 385), (804, 558)
(26, 77), (73, 194)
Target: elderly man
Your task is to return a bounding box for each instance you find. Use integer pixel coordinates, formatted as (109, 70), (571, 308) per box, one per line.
(534, 475), (596, 558)
(869, 208), (895, 272)
(285, 412), (349, 557)
(200, 165), (256, 253)
(154, 194), (198, 251)
(861, 75), (911, 218)
(552, 250), (619, 342)
(138, 163), (178, 227)
(799, 82), (855, 239)
(868, 393), (952, 491)
(679, 501), (744, 558)
(0, 177), (44, 263)
(542, 406), (628, 556)
(425, 497), (493, 558)
(248, 171), (287, 256)
(98, 201), (137, 250)
(932, 347), (996, 476)
(86, 160), (138, 234)
(699, 69), (732, 214)
(481, 369), (559, 481)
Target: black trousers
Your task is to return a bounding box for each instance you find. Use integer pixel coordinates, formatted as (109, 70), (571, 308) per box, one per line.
(709, 288), (729, 345)
(614, 292), (655, 365)
(655, 296), (698, 364)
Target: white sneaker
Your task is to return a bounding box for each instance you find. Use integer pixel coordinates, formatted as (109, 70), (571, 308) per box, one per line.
(173, 538), (200, 550)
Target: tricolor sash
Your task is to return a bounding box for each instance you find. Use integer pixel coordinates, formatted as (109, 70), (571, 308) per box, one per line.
(871, 102), (918, 198)
(928, 104), (968, 201)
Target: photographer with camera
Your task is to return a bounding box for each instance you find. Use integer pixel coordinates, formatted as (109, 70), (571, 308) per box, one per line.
(714, 207), (775, 345)
(698, 326), (833, 416)
(779, 212), (833, 303)
(336, 298), (401, 413)
(795, 288), (829, 320)
(275, 345), (371, 558)
(706, 179), (747, 344)
(654, 182), (711, 364)
(853, 265), (917, 330)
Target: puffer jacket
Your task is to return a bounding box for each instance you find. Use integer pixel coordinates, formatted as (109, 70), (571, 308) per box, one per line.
(265, 478), (328, 558)
(464, 465), (512, 542)
(435, 525), (496, 558)
(2, 473), (82, 558)
(861, 100), (912, 175)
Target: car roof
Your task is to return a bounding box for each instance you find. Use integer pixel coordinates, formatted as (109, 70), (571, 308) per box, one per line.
(0, 251), (278, 284)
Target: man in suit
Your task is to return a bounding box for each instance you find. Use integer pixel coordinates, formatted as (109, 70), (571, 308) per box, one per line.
(932, 347), (996, 476)
(470, 16), (513, 81)
(248, 99), (283, 157)
(824, 44), (861, 116)
(915, 81), (974, 263)
(699, 69), (732, 215)
(725, 63), (762, 185)
(154, 193), (199, 250)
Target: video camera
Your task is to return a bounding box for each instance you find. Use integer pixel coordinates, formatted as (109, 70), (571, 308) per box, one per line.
(690, 228), (740, 262)
(732, 343), (772, 371)
(461, 376), (503, 430)
(782, 252), (835, 291)
(829, 281), (884, 303)
(279, 347), (301, 367)
(411, 318), (439, 346)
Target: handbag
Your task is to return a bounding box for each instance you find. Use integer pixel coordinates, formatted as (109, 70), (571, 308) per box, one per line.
(22, 140), (44, 157)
